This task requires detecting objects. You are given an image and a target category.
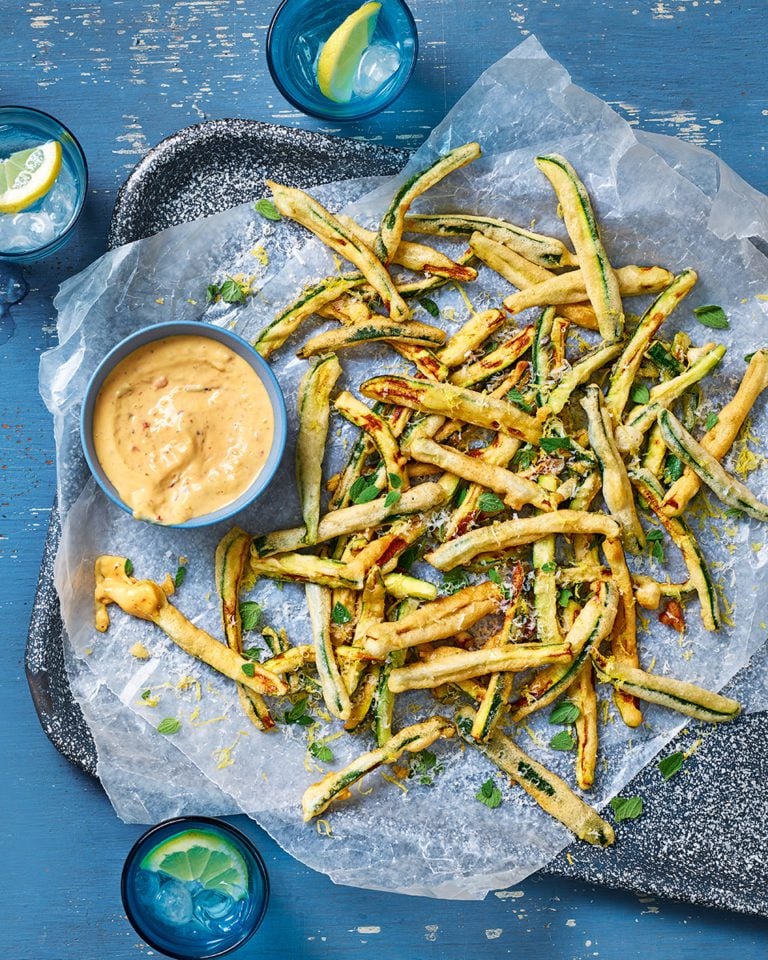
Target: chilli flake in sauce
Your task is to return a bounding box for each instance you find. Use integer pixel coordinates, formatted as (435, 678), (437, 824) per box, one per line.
(93, 335), (274, 524)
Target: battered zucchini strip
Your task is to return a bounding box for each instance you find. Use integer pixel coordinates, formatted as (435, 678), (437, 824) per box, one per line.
(468, 233), (596, 328)
(631, 574), (694, 610)
(531, 306), (556, 404)
(317, 294), (374, 325)
(426, 511), (620, 571)
(614, 346), (727, 454)
(382, 572), (438, 600)
(305, 583), (351, 721)
(392, 343), (450, 382)
(510, 580), (619, 721)
(449, 324), (535, 388)
(605, 270), (698, 420)
(570, 665), (598, 791)
(455, 709), (614, 846)
(301, 715), (455, 820)
(534, 154), (624, 340)
(344, 665), (381, 732)
(436, 309), (506, 368)
(252, 481), (450, 558)
(267, 180), (409, 322)
(360, 375), (543, 443)
(334, 391), (409, 492)
(409, 438), (556, 511)
(405, 213), (578, 268)
(502, 264), (672, 318)
(544, 340), (623, 416)
(373, 598), (417, 746)
(374, 142), (482, 264)
(662, 349), (768, 515)
(629, 467), (720, 631)
(434, 360), (529, 444)
(591, 650), (741, 723)
(337, 215), (477, 281)
(296, 354), (342, 544)
(657, 408), (768, 522)
(253, 274), (364, 358)
(642, 423), (668, 477)
(214, 527), (275, 731)
(384, 249), (478, 298)
(250, 553), (365, 590)
(532, 476), (561, 647)
(388, 642), (573, 692)
(297, 318), (446, 358)
(344, 566), (386, 696)
(601, 536), (643, 728)
(261, 644), (315, 675)
(94, 556), (288, 697)
(581, 384), (645, 554)
(364, 581), (504, 658)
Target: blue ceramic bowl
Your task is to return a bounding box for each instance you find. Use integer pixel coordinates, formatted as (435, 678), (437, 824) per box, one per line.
(80, 321), (287, 528)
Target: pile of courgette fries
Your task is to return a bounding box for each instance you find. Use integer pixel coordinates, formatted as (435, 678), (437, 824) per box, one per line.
(100, 142), (768, 847)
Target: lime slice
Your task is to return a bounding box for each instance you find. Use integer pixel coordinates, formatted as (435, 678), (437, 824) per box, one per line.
(140, 829), (249, 901)
(316, 1), (381, 104)
(0, 140), (62, 214)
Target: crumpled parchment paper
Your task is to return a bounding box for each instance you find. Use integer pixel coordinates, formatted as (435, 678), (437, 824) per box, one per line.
(40, 36), (768, 899)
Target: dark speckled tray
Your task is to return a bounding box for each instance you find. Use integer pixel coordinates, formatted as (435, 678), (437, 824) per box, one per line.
(26, 120), (768, 915)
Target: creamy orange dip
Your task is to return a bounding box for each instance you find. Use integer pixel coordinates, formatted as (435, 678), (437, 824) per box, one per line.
(92, 334), (274, 524)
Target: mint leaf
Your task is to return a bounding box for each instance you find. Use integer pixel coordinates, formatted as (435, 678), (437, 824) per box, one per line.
(557, 587), (573, 608)
(331, 602), (352, 625)
(658, 751), (685, 780)
(241, 661), (256, 677)
(174, 564), (187, 589)
(206, 283), (220, 303)
(349, 475), (380, 504)
(441, 568), (470, 595)
(239, 601), (263, 632)
(725, 507), (744, 520)
(478, 492), (505, 514)
(219, 278), (246, 304)
(610, 795), (644, 822)
(419, 297), (440, 317)
(704, 412), (719, 431)
(541, 560), (557, 574)
(157, 717), (181, 735)
(540, 436), (572, 453)
(476, 778), (502, 809)
(410, 749), (443, 786)
(254, 198), (282, 221)
(646, 529), (664, 541)
(506, 387), (533, 412)
(388, 472), (403, 489)
(124, 558), (134, 577)
(141, 688), (152, 701)
(284, 697), (313, 726)
(513, 444), (536, 470)
(694, 304), (729, 330)
(384, 490), (401, 508)
(242, 647), (263, 662)
(397, 542), (422, 572)
(549, 729), (576, 751)
(488, 568), (503, 585)
(663, 454), (684, 484)
(309, 742), (333, 763)
(549, 702), (580, 725)
(631, 384), (650, 404)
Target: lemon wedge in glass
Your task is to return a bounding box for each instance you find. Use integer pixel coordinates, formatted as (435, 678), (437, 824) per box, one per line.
(140, 829), (249, 901)
(316, 1), (382, 104)
(0, 140), (62, 214)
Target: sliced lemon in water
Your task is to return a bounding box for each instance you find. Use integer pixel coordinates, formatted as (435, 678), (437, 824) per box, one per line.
(0, 140), (62, 214)
(316, 1), (382, 104)
(140, 829), (249, 901)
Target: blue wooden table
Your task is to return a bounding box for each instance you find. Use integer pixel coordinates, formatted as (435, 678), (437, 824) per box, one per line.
(3, 2), (768, 957)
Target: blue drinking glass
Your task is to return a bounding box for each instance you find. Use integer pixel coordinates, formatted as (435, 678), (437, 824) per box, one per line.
(0, 105), (88, 338)
(267, 0), (418, 121)
(121, 817), (270, 960)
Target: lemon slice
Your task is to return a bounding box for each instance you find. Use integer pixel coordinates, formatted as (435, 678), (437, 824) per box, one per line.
(0, 140), (62, 214)
(316, 1), (381, 104)
(140, 829), (249, 901)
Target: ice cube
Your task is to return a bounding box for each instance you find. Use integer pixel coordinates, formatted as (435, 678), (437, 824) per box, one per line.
(193, 888), (236, 928)
(153, 879), (194, 926)
(133, 868), (162, 905)
(24, 212), (56, 244)
(353, 42), (401, 99)
(45, 177), (77, 226)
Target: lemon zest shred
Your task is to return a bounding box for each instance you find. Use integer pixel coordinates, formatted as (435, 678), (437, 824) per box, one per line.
(380, 771), (408, 794)
(316, 819), (333, 837)
(251, 245), (269, 266)
(451, 281), (477, 316)
(519, 721), (544, 747)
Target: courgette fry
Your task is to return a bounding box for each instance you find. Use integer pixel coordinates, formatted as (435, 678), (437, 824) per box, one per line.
(334, 390), (409, 492)
(252, 481), (450, 558)
(360, 375), (543, 443)
(373, 598), (417, 746)
(544, 340), (623, 416)
(253, 274), (364, 358)
(297, 318), (446, 359)
(502, 264), (672, 319)
(605, 270), (698, 420)
(374, 142), (482, 264)
(629, 467), (720, 631)
(409, 437), (556, 511)
(392, 343), (450, 382)
(343, 664), (381, 732)
(534, 154), (624, 340)
(469, 233), (596, 328)
(642, 422), (668, 478)
(662, 348), (768, 516)
(531, 306), (556, 405)
(449, 325), (535, 388)
(426, 510), (620, 571)
(94, 556), (288, 697)
(510, 580), (619, 721)
(388, 642), (573, 692)
(657, 408), (768, 522)
(601, 536), (643, 728)
(306, 583), (351, 721)
(436, 309), (506, 368)
(455, 709), (614, 846)
(581, 384), (645, 554)
(302, 715), (455, 820)
(614, 346), (726, 454)
(591, 650), (741, 723)
(296, 354), (342, 545)
(405, 212), (578, 268)
(382, 572), (438, 600)
(532, 476), (562, 647)
(345, 566), (387, 696)
(337, 214), (478, 281)
(267, 180), (410, 321)
(214, 527), (275, 731)
(364, 581), (504, 659)
(570, 665), (598, 791)
(250, 553), (365, 590)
